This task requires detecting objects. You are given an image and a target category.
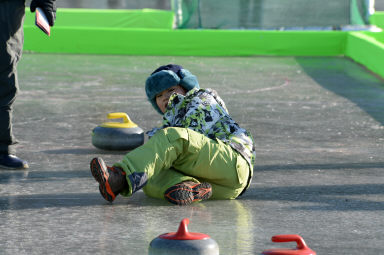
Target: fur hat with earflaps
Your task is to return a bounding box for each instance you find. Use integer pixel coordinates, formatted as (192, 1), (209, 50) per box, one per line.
(145, 64), (200, 114)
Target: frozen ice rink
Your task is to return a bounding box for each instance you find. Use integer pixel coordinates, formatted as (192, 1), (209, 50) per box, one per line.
(1, 54), (383, 254)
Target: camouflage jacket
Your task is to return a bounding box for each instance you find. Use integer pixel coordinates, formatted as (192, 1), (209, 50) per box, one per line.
(147, 88), (255, 168)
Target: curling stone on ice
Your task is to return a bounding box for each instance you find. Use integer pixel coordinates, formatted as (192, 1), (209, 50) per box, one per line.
(92, 112), (144, 151)
(148, 218), (219, 255)
(261, 235), (316, 255)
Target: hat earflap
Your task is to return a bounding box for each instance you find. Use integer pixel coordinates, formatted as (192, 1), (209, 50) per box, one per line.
(178, 69), (200, 90)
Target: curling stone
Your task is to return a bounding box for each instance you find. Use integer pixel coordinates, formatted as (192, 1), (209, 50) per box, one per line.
(92, 112), (144, 151)
(148, 218), (219, 255)
(261, 235), (316, 255)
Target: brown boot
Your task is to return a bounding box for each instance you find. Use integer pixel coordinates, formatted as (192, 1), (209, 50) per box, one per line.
(164, 181), (212, 206)
(90, 157), (127, 202)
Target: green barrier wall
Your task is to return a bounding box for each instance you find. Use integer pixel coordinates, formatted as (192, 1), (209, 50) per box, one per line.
(23, 8), (346, 56)
(368, 32), (384, 43)
(24, 8), (174, 29)
(370, 11), (384, 29)
(346, 32), (384, 78)
(23, 28), (347, 56)
(23, 9), (384, 79)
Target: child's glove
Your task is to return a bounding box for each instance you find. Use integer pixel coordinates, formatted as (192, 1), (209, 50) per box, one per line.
(30, 0), (57, 26)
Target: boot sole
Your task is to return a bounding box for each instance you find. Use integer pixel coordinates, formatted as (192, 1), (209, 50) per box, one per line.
(164, 182), (212, 206)
(0, 164), (29, 170)
(90, 158), (115, 202)
(0, 160), (29, 170)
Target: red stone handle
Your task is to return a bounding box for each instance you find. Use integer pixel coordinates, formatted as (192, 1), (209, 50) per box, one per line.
(159, 218), (210, 240)
(271, 235), (308, 250)
(262, 235), (316, 255)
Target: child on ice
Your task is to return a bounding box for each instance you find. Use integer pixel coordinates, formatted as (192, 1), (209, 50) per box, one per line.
(90, 64), (255, 205)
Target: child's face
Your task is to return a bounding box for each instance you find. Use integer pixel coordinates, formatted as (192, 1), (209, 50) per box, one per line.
(156, 85), (186, 113)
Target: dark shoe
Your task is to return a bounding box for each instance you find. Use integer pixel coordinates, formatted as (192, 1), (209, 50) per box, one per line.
(90, 157), (127, 202)
(0, 154), (29, 170)
(164, 181), (212, 206)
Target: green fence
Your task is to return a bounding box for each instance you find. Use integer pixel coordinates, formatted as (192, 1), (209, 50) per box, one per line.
(173, 0), (373, 29)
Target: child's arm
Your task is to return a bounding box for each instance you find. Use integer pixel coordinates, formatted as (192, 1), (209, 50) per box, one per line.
(146, 127), (161, 138)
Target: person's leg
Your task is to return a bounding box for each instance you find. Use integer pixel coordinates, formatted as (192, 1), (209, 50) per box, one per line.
(115, 127), (250, 199)
(196, 151), (250, 200)
(90, 127), (250, 203)
(90, 127), (200, 202)
(142, 167), (198, 199)
(90, 155), (212, 204)
(142, 166), (212, 205)
(113, 127), (197, 196)
(0, 0), (28, 169)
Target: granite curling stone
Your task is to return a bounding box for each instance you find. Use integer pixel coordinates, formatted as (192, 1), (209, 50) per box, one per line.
(92, 112), (144, 151)
(148, 218), (219, 255)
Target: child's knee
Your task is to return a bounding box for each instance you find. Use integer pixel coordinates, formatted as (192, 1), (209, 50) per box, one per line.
(151, 127), (189, 142)
(210, 184), (243, 200)
(161, 127), (191, 153)
(156, 127), (189, 142)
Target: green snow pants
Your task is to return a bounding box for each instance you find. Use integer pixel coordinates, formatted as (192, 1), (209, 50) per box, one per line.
(114, 127), (252, 200)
